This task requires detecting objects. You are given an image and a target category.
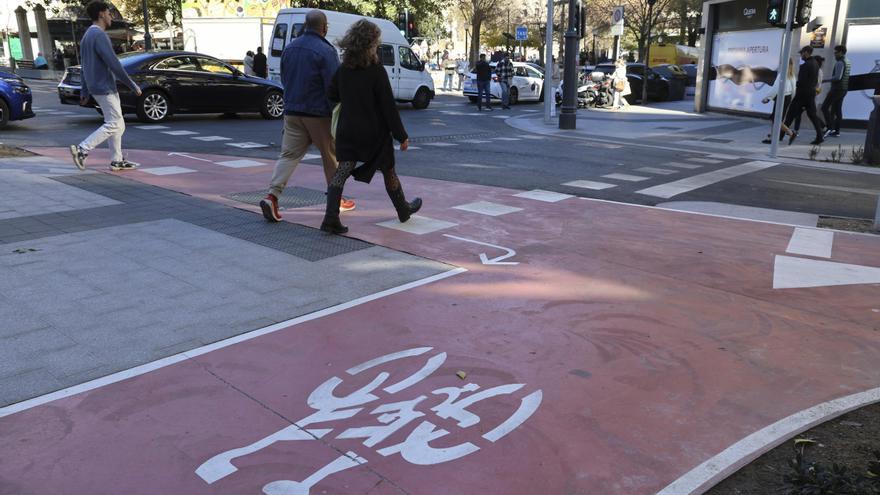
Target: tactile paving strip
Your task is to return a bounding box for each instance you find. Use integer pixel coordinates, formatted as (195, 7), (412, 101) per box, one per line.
(224, 187), (327, 209)
(0, 174), (371, 262)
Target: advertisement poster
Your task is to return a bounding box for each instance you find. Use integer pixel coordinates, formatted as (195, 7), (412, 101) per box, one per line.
(182, 0), (287, 19)
(842, 23), (880, 122)
(708, 29), (783, 115)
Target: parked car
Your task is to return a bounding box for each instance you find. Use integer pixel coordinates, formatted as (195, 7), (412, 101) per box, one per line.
(680, 63), (698, 87)
(58, 51), (284, 123)
(462, 61), (545, 104)
(0, 71), (34, 128)
(650, 63), (690, 98)
(593, 63), (681, 103)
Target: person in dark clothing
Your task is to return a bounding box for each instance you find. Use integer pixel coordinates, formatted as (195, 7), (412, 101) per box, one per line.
(252, 46), (268, 78)
(474, 53), (493, 111)
(320, 19), (421, 234)
(821, 45), (850, 138)
(784, 46), (825, 145)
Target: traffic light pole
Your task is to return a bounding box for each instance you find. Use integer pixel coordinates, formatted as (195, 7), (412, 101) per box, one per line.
(543, 0), (554, 124)
(558, 0), (578, 129)
(641, 1), (654, 105)
(769, 0), (796, 159)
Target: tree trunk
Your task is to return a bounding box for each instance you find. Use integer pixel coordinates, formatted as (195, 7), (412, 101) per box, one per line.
(470, 16), (482, 66)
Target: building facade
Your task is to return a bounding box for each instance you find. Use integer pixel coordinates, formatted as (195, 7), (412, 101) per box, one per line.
(695, 0), (879, 122)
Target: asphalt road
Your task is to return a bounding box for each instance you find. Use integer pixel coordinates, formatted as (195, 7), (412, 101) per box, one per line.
(7, 78), (880, 220)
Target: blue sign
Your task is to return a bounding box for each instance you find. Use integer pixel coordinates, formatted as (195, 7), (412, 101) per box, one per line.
(515, 26), (528, 41)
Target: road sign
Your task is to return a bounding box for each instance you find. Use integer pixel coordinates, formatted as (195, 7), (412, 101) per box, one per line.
(611, 6), (624, 36)
(516, 26), (528, 41)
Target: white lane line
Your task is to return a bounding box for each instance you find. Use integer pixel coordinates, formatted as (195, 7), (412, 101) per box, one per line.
(215, 159), (266, 168)
(706, 153), (739, 160)
(563, 180), (617, 190)
(663, 162), (703, 170)
(602, 173), (651, 182)
(459, 139), (491, 144)
(513, 189), (573, 202)
(493, 137), (522, 141)
(686, 157), (723, 164)
(422, 142), (457, 147)
(636, 167), (679, 175)
(161, 130), (199, 136)
(394, 145), (421, 151)
(656, 387), (880, 495)
(451, 163), (499, 169)
(636, 161), (779, 199)
(140, 166), (197, 176)
(192, 136), (231, 142)
(225, 142), (268, 149)
(452, 200), (523, 216)
(785, 228), (834, 258)
(0, 267), (467, 418)
(518, 135), (544, 140)
(491, 115), (510, 119)
(134, 125), (170, 130)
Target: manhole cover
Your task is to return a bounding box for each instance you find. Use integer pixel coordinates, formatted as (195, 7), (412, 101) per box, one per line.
(224, 187), (326, 209)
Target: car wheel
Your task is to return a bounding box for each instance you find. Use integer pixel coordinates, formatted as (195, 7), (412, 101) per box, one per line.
(411, 87), (430, 109)
(261, 90), (283, 119)
(136, 89), (171, 123)
(468, 96), (478, 103)
(509, 87), (518, 105)
(0, 99), (8, 129)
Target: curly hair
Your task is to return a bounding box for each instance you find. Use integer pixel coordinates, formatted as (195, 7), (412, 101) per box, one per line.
(339, 19), (381, 69)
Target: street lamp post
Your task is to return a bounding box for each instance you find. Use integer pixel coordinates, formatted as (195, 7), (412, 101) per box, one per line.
(642, 0), (656, 105)
(558, 0), (578, 129)
(142, 0), (152, 51)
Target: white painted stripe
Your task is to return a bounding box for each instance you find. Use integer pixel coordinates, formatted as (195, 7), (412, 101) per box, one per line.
(215, 159), (265, 168)
(492, 137), (522, 141)
(514, 189), (573, 202)
(602, 173), (651, 182)
(636, 161), (779, 199)
(656, 387), (880, 495)
(422, 142), (457, 147)
(225, 142), (268, 149)
(686, 157), (723, 164)
(192, 136), (231, 142)
(161, 130), (199, 136)
(663, 162), (703, 170)
(140, 166), (197, 176)
(301, 153), (321, 160)
(459, 139), (491, 144)
(563, 180), (617, 190)
(636, 167), (679, 175)
(786, 228), (834, 258)
(0, 267), (467, 418)
(518, 135), (544, 140)
(706, 153), (739, 160)
(134, 125), (170, 130)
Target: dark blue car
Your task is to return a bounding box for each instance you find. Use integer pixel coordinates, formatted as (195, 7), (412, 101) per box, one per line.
(0, 71), (35, 128)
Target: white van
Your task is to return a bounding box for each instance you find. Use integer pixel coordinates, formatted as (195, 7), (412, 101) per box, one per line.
(268, 8), (435, 109)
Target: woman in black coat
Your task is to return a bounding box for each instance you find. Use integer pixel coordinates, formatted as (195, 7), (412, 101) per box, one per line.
(321, 20), (421, 234)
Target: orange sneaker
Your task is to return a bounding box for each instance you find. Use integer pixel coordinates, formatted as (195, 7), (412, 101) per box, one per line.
(340, 197), (356, 212)
(260, 194), (282, 222)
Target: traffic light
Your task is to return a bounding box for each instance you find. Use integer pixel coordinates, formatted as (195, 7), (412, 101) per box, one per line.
(573, 1), (585, 38)
(767, 0), (783, 26)
(408, 12), (418, 38)
(397, 11), (407, 37)
(793, 0), (812, 28)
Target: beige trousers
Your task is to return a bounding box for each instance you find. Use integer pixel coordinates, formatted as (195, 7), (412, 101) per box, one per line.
(268, 115), (338, 198)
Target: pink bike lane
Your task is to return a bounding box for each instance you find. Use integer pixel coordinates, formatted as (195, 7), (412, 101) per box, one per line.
(2, 148), (880, 495)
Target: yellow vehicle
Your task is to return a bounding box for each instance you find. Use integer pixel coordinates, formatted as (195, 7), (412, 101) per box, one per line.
(648, 44), (699, 67)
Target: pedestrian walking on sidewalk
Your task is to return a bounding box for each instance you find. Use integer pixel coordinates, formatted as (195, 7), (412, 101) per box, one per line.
(456, 56), (468, 91)
(243, 50), (255, 76)
(319, 19), (421, 235)
(69, 1), (142, 172)
(259, 10), (355, 223)
(761, 57), (797, 144)
(496, 52), (514, 109)
(475, 54), (493, 111)
(442, 52), (456, 91)
(821, 45), (850, 138)
(611, 58), (630, 110)
(784, 46), (825, 145)
(253, 46), (268, 78)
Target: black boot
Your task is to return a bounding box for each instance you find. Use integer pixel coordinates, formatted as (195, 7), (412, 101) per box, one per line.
(320, 185), (349, 234)
(388, 188), (422, 223)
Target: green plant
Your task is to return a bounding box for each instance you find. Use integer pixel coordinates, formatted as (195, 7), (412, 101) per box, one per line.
(825, 144), (844, 163)
(809, 145), (821, 161)
(781, 446), (880, 494)
(851, 145), (866, 164)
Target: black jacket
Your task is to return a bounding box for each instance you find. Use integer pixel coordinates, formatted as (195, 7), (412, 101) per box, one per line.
(475, 60), (492, 82)
(253, 52), (267, 77)
(329, 63), (407, 183)
(795, 57), (819, 98)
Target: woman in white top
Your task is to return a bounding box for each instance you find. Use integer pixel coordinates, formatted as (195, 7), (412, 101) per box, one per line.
(761, 57), (796, 144)
(243, 50), (255, 76)
(611, 58), (629, 110)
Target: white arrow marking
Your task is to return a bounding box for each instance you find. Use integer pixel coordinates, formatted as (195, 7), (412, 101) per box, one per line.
(443, 234), (519, 265)
(773, 255), (880, 289)
(167, 152), (215, 163)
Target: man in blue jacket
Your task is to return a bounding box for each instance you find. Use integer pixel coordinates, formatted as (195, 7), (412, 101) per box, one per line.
(69, 1), (142, 172)
(260, 9), (354, 222)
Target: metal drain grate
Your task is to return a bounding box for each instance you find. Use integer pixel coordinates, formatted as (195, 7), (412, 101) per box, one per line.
(410, 132), (497, 143)
(224, 187), (327, 209)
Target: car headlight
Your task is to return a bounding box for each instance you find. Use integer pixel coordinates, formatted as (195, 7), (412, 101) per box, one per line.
(13, 85), (30, 94)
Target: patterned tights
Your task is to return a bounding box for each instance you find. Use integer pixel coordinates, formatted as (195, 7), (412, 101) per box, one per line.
(331, 161), (401, 193)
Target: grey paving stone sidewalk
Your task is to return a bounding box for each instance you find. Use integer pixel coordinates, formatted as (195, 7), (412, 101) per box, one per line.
(0, 158), (453, 407)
